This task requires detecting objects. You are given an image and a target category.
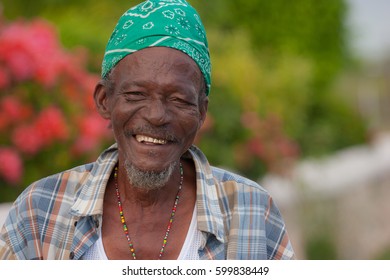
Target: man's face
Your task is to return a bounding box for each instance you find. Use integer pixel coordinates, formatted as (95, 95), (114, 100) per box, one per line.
(97, 47), (208, 173)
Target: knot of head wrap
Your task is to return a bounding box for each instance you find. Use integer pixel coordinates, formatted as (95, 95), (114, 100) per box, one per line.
(102, 0), (211, 95)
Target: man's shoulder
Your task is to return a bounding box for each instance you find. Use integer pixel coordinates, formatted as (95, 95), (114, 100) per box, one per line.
(17, 163), (95, 204)
(210, 166), (268, 193)
(188, 145), (268, 194)
(34, 163), (94, 189)
(20, 144), (118, 199)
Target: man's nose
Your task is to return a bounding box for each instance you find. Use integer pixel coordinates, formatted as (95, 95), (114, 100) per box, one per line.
(145, 99), (170, 125)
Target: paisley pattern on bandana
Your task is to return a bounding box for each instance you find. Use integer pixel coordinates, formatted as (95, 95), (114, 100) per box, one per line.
(102, 0), (211, 95)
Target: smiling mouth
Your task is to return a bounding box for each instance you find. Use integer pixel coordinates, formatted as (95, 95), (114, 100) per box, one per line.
(135, 135), (168, 145)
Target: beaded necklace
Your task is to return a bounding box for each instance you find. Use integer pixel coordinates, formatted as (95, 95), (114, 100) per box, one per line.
(114, 163), (183, 260)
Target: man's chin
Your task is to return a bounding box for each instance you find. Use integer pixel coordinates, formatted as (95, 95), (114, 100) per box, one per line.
(124, 160), (177, 191)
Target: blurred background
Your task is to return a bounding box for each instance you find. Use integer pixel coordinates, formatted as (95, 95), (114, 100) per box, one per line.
(0, 0), (389, 259)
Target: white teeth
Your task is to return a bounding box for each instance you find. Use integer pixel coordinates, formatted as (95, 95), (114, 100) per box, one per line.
(135, 135), (167, 144)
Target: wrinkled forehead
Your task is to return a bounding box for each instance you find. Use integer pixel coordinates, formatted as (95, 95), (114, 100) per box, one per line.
(111, 47), (204, 88)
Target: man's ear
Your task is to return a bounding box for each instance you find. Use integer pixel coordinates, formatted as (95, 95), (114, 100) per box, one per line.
(94, 82), (111, 120)
(198, 96), (209, 128)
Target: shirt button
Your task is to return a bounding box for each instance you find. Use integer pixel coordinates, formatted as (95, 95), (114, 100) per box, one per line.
(74, 221), (78, 227)
(69, 251), (75, 259)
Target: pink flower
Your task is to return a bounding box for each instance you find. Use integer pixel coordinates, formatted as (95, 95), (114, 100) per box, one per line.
(0, 113), (8, 130)
(72, 113), (111, 154)
(0, 96), (32, 123)
(0, 147), (23, 184)
(34, 106), (69, 146)
(0, 67), (9, 89)
(0, 22), (36, 80)
(0, 19), (67, 86)
(247, 137), (265, 158)
(12, 124), (43, 155)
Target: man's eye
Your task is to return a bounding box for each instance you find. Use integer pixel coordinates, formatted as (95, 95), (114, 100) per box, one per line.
(128, 92), (143, 96)
(170, 96), (195, 106)
(123, 92), (145, 100)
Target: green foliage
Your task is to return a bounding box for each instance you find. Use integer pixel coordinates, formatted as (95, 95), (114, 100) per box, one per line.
(202, 29), (309, 177)
(194, 0), (367, 172)
(305, 235), (338, 260)
(299, 88), (367, 156)
(300, 198), (339, 259)
(376, 247), (390, 260)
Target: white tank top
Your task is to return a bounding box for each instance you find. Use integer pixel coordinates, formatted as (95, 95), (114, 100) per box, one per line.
(81, 205), (201, 260)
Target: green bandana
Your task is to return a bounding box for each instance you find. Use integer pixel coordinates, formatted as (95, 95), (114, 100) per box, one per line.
(102, 0), (211, 95)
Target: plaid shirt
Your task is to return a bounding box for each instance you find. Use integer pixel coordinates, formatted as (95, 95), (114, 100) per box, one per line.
(0, 144), (295, 260)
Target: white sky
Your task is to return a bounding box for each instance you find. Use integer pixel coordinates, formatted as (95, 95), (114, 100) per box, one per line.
(345, 0), (390, 61)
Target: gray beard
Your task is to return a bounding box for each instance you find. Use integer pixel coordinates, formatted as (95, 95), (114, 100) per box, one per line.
(124, 160), (178, 191)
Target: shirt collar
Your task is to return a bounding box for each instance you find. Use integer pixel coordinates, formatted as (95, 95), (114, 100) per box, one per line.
(70, 144), (118, 217)
(187, 146), (227, 244)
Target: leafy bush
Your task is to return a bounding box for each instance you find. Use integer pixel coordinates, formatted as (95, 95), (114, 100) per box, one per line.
(197, 30), (305, 178)
(0, 19), (112, 201)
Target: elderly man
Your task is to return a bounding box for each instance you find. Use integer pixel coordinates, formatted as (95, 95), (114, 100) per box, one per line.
(0, 0), (294, 260)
